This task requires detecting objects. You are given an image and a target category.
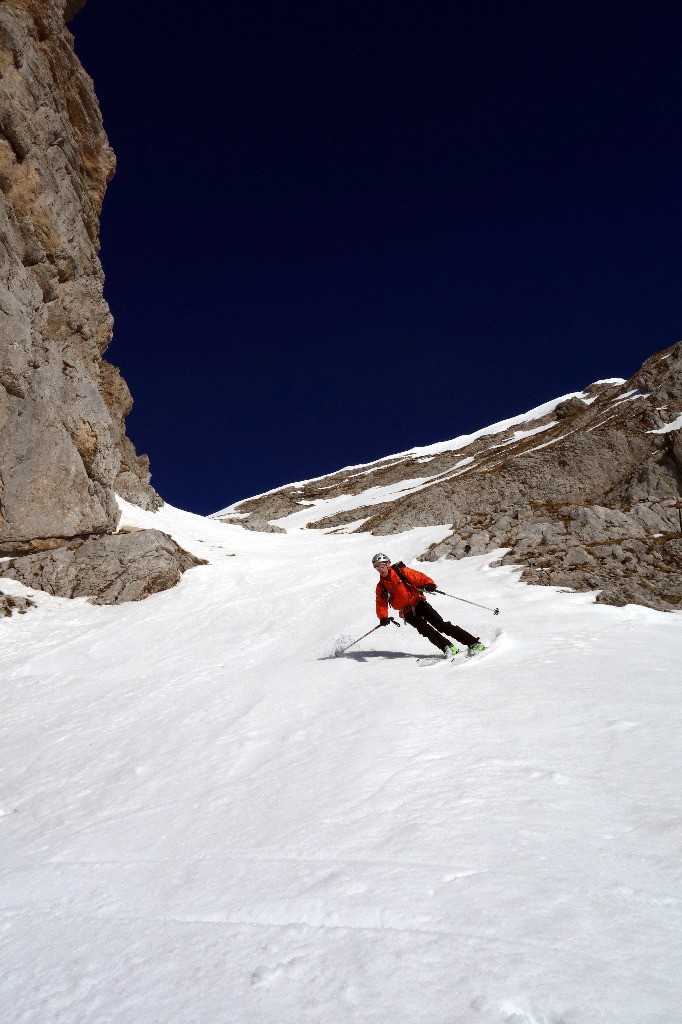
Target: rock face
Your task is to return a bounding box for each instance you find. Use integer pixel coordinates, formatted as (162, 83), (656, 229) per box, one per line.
(220, 342), (682, 612)
(2, 528), (206, 604)
(0, 1), (201, 610)
(0, 0), (161, 561)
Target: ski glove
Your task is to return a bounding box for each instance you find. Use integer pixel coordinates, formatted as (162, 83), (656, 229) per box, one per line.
(421, 583), (437, 592)
(379, 617), (391, 626)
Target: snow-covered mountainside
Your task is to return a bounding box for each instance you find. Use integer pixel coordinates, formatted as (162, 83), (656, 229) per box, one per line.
(1, 496), (680, 1023)
(216, 341), (682, 613)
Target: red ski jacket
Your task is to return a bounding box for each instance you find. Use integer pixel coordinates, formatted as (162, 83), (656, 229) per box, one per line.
(375, 565), (435, 619)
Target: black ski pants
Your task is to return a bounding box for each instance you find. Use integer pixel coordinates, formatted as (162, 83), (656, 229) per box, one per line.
(403, 600), (479, 653)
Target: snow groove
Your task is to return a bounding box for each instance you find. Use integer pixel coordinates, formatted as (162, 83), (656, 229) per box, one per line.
(1, 500), (680, 1023)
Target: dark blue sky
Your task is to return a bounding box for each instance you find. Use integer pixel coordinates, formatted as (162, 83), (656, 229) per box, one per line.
(71, 2), (682, 515)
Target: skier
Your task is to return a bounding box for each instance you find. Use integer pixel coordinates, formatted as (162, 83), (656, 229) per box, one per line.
(372, 552), (485, 657)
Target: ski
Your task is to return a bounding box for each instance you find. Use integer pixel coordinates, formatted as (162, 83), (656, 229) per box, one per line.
(416, 632), (503, 667)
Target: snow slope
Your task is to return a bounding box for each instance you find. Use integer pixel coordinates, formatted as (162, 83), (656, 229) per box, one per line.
(1, 498), (681, 1024)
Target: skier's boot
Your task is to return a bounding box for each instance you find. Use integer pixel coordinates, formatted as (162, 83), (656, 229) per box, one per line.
(467, 641), (485, 657)
(443, 644), (460, 657)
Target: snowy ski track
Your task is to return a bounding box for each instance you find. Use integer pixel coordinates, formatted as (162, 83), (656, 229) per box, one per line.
(1, 499), (681, 1024)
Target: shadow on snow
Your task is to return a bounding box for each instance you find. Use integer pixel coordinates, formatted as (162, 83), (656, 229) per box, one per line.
(322, 649), (426, 662)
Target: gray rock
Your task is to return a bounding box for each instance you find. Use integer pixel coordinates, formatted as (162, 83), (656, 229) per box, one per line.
(564, 545), (595, 567)
(513, 519), (567, 552)
(565, 505), (646, 545)
(0, 0), (161, 560)
(629, 501), (677, 534)
(241, 518), (286, 535)
(554, 396), (588, 419)
(0, 390), (120, 552)
(460, 530), (491, 556)
(420, 539), (454, 562)
(2, 529), (206, 604)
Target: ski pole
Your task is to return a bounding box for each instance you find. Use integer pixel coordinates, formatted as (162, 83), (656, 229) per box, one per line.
(433, 589), (500, 615)
(337, 617), (400, 655)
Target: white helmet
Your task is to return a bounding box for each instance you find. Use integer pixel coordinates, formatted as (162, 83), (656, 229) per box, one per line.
(371, 552), (391, 566)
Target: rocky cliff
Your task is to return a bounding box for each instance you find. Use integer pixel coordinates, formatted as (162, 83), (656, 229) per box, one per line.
(218, 342), (682, 612)
(0, 0), (202, 603)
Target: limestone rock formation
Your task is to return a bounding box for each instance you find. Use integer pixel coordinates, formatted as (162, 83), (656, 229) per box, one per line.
(219, 341), (682, 612)
(1, 528), (206, 604)
(0, 1), (203, 609)
(0, 0), (161, 563)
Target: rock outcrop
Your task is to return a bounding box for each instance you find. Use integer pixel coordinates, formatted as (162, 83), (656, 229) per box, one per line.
(219, 342), (682, 612)
(0, 0), (161, 562)
(2, 528), (206, 604)
(0, 1), (203, 608)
